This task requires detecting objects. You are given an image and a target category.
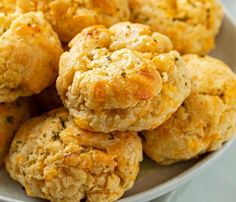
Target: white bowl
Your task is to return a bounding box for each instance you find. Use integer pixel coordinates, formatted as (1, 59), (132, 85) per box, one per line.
(1, 11), (236, 202)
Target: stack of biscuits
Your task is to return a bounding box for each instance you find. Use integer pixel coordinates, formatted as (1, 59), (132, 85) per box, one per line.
(0, 0), (235, 202)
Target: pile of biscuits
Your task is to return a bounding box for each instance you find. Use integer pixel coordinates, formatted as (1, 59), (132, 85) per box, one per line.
(0, 0), (236, 202)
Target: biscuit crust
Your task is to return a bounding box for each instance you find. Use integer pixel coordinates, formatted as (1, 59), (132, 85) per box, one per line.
(0, 98), (35, 166)
(6, 108), (142, 202)
(0, 12), (63, 103)
(130, 0), (223, 54)
(56, 22), (191, 132)
(16, 0), (130, 42)
(143, 55), (236, 165)
(0, 0), (16, 13)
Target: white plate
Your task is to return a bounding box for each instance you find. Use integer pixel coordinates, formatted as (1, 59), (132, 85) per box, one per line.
(1, 11), (236, 202)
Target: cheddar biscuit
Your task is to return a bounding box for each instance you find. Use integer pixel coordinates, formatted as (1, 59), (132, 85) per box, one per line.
(56, 22), (191, 132)
(130, 0), (223, 54)
(0, 98), (35, 166)
(0, 12), (62, 103)
(6, 108), (142, 202)
(143, 55), (236, 165)
(16, 0), (130, 42)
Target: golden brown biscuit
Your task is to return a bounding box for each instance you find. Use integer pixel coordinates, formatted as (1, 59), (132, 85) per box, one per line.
(33, 84), (62, 112)
(143, 55), (236, 165)
(6, 108), (142, 202)
(130, 0), (223, 54)
(0, 12), (63, 103)
(0, 98), (35, 166)
(56, 22), (191, 132)
(0, 12), (19, 36)
(16, 0), (130, 42)
(0, 0), (16, 13)
(0, 12), (12, 35)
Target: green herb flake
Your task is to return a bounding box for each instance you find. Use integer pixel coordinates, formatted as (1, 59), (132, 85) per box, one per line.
(206, 8), (211, 19)
(51, 131), (60, 141)
(106, 56), (112, 61)
(59, 117), (66, 129)
(220, 93), (224, 98)
(173, 16), (188, 22)
(16, 140), (22, 144)
(175, 57), (179, 62)
(121, 72), (126, 78)
(108, 134), (115, 140)
(6, 116), (13, 124)
(190, 2), (196, 7)
(144, 17), (150, 22)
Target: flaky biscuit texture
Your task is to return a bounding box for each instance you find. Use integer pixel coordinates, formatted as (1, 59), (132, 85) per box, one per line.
(143, 55), (236, 165)
(16, 0), (130, 42)
(0, 98), (35, 166)
(0, 12), (63, 103)
(56, 22), (191, 132)
(6, 108), (143, 202)
(130, 0), (223, 54)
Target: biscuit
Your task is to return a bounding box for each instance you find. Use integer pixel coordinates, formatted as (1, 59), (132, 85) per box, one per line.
(142, 55), (236, 165)
(0, 12), (63, 103)
(0, 98), (35, 166)
(5, 108), (142, 202)
(56, 22), (191, 132)
(0, 12), (18, 36)
(130, 0), (223, 54)
(16, 0), (130, 42)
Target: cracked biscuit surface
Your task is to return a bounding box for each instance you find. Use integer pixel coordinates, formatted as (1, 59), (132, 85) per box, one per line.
(143, 55), (236, 165)
(15, 0), (130, 42)
(0, 98), (35, 166)
(56, 22), (191, 132)
(0, 12), (63, 103)
(130, 0), (223, 54)
(6, 108), (142, 202)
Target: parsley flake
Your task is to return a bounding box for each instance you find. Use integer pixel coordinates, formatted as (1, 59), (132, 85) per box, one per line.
(6, 116), (13, 124)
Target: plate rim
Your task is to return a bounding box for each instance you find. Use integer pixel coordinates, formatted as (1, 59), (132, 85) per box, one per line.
(120, 137), (236, 202)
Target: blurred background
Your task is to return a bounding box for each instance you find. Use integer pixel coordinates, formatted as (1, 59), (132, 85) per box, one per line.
(223, 0), (236, 16)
